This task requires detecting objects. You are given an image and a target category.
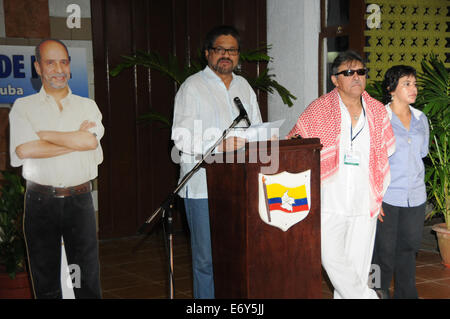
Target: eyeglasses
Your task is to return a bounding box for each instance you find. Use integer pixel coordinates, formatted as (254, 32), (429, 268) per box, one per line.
(210, 47), (240, 56)
(334, 68), (368, 77)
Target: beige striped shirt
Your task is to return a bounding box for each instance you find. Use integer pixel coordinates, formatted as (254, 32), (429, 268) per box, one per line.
(9, 87), (104, 187)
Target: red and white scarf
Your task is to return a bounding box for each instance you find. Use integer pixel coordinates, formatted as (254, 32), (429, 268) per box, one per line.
(287, 88), (395, 217)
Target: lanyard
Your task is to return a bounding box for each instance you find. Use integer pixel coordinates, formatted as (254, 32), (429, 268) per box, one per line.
(350, 106), (366, 149)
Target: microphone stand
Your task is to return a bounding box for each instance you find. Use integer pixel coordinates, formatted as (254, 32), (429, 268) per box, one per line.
(138, 113), (249, 299)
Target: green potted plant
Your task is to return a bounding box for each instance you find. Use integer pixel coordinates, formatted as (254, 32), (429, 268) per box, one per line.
(364, 79), (383, 102)
(110, 45), (297, 127)
(415, 55), (450, 267)
(0, 170), (32, 298)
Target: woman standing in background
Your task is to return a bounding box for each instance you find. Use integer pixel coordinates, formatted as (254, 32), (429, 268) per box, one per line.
(372, 65), (429, 299)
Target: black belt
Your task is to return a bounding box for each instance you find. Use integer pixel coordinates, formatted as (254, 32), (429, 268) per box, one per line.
(26, 181), (92, 198)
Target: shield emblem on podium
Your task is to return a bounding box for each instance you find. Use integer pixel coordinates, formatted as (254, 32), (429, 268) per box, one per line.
(258, 170), (311, 231)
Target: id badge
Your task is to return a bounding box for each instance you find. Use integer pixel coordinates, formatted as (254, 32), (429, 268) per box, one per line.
(344, 149), (360, 166)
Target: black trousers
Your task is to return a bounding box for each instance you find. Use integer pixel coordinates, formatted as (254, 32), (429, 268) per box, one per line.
(23, 188), (102, 299)
(372, 201), (425, 299)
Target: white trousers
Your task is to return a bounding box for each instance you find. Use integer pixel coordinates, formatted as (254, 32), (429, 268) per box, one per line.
(321, 212), (379, 299)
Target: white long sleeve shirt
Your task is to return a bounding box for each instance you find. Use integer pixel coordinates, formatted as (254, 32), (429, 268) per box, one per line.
(171, 66), (262, 198)
(9, 87), (104, 187)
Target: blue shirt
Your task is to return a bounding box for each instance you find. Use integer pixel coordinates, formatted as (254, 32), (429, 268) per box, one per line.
(383, 104), (429, 207)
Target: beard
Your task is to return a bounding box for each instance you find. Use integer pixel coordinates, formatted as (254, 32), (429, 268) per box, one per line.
(209, 58), (236, 75)
(44, 73), (69, 89)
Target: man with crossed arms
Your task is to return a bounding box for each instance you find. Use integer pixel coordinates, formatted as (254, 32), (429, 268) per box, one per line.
(9, 39), (104, 298)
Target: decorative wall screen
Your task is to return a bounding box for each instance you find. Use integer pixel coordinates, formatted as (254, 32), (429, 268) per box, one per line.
(364, 0), (450, 82)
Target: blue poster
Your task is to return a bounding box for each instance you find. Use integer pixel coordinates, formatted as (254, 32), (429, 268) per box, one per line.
(0, 45), (89, 104)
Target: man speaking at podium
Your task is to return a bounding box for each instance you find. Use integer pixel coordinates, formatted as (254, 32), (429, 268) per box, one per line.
(171, 25), (262, 298)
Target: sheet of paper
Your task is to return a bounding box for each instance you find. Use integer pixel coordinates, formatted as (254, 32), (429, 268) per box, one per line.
(229, 119), (285, 142)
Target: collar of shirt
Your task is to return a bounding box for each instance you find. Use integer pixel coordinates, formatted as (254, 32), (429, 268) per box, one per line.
(38, 86), (73, 106)
(338, 94), (367, 138)
(385, 103), (423, 121)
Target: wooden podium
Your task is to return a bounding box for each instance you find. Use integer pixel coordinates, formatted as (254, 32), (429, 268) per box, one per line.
(205, 138), (323, 298)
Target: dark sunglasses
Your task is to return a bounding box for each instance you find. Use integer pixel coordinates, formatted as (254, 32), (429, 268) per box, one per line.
(334, 68), (368, 77)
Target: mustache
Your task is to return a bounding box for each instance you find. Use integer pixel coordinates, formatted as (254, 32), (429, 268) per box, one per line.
(218, 58), (233, 63)
(50, 73), (69, 79)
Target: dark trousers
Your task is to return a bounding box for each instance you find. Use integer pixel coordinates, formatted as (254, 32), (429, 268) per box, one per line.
(23, 188), (102, 299)
(372, 201), (425, 299)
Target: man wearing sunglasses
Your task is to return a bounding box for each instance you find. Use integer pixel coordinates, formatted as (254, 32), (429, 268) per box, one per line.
(287, 51), (395, 299)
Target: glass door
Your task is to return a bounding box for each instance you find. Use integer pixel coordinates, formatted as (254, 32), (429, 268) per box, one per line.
(319, 0), (365, 95)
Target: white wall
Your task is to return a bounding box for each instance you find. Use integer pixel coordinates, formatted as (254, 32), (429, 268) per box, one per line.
(267, 0), (320, 137)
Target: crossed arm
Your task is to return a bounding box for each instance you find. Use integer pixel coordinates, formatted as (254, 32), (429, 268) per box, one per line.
(15, 120), (99, 160)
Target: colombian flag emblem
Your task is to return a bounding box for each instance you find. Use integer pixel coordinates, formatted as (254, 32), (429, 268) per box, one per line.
(264, 181), (309, 213)
(258, 170), (311, 231)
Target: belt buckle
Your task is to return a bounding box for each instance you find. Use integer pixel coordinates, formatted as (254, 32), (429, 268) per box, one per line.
(53, 187), (65, 198)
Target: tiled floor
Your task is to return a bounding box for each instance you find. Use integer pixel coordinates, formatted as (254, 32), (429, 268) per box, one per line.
(99, 227), (450, 299)
(99, 229), (194, 299)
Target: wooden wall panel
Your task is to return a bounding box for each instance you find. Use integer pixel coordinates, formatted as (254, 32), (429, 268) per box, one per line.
(104, 0), (138, 236)
(4, 0), (50, 38)
(0, 109), (9, 171)
(91, 0), (267, 239)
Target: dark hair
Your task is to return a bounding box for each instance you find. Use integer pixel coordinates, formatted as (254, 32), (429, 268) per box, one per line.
(35, 38), (69, 63)
(202, 25), (241, 58)
(382, 65), (416, 104)
(330, 50), (365, 76)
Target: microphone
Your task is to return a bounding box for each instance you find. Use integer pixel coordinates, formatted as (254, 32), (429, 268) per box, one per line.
(233, 97), (251, 127)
